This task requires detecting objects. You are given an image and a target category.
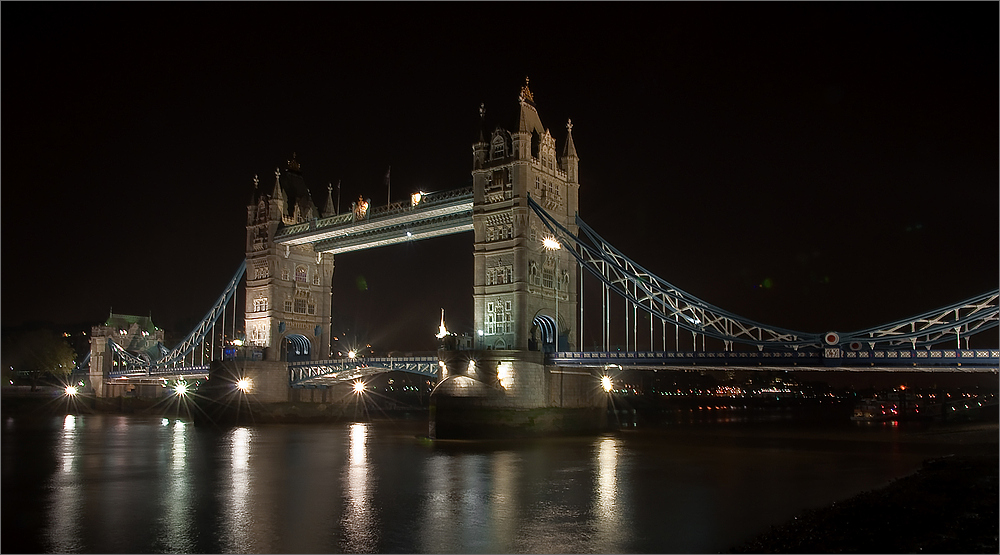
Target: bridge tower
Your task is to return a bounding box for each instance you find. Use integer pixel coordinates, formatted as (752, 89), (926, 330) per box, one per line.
(472, 78), (580, 352)
(245, 155), (336, 362)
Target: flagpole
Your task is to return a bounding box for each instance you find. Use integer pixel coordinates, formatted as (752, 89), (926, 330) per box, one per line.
(336, 180), (341, 215)
(386, 166), (391, 206)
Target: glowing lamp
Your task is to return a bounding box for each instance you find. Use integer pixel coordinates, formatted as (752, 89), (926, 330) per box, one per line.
(175, 383), (189, 396)
(65, 385), (79, 396)
(543, 237), (561, 250)
(236, 378), (253, 392)
(353, 381), (365, 394)
(601, 376), (613, 393)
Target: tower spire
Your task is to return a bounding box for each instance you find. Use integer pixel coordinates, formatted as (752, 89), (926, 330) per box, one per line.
(563, 119), (577, 159)
(323, 182), (336, 217)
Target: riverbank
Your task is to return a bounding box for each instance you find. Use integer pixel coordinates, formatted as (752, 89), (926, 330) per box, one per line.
(731, 447), (999, 553)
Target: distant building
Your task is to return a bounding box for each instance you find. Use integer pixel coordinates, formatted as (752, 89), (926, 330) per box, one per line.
(89, 312), (167, 395)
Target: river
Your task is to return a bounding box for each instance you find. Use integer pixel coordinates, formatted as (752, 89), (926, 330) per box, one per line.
(2, 412), (995, 553)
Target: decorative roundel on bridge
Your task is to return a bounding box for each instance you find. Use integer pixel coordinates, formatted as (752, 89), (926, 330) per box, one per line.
(823, 332), (840, 346)
(849, 341), (863, 351)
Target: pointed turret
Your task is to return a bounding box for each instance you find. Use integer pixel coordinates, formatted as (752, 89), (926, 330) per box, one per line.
(562, 119), (579, 184)
(323, 182), (337, 217)
(517, 76), (545, 136)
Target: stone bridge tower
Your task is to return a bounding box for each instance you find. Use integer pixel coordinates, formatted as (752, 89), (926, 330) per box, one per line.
(472, 79), (580, 352)
(245, 155), (336, 362)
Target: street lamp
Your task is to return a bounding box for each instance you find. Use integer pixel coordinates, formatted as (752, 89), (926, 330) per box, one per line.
(543, 237), (561, 351)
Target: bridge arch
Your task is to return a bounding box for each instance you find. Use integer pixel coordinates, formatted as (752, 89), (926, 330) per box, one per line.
(283, 333), (312, 362)
(530, 314), (557, 352)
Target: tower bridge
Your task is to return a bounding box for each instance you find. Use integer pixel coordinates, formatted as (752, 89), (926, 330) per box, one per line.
(83, 79), (998, 433)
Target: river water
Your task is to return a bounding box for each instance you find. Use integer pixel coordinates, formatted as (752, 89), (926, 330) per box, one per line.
(2, 412), (995, 553)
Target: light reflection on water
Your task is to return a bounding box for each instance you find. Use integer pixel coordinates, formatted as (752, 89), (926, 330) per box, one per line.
(4, 415), (993, 554)
(46, 415), (83, 553)
(157, 420), (192, 552)
(343, 422), (378, 551)
(222, 426), (254, 553)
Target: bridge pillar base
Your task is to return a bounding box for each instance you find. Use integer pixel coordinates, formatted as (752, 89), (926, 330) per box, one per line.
(429, 349), (607, 438)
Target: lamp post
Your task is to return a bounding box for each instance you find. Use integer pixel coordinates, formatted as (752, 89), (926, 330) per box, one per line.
(543, 237), (561, 351)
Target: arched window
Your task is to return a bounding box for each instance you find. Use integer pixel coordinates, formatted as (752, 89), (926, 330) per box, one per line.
(295, 266), (307, 283)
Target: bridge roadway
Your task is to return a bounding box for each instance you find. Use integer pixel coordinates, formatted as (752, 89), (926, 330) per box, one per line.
(275, 187), (473, 254)
(99, 349), (999, 388)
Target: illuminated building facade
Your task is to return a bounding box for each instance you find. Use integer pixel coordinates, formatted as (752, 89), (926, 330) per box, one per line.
(245, 155), (335, 361)
(472, 79), (580, 351)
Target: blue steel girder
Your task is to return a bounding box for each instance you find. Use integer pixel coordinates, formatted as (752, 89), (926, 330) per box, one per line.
(528, 197), (823, 349)
(288, 357), (439, 387)
(550, 349), (1000, 372)
(275, 187), (473, 254)
(157, 260), (246, 367)
(528, 196), (999, 351)
(837, 291), (999, 349)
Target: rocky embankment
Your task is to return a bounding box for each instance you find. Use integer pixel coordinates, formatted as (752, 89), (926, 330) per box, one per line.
(731, 453), (999, 553)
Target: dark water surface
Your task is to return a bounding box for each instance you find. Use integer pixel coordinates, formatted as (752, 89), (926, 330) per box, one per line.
(2, 413), (995, 553)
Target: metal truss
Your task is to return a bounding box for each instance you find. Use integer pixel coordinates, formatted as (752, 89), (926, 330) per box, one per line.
(529, 196), (999, 351)
(289, 357), (439, 387)
(838, 290), (999, 349)
(529, 197), (823, 349)
(154, 260), (246, 367)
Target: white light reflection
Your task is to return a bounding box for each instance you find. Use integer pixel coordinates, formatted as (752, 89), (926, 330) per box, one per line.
(593, 435), (623, 549)
(46, 415), (83, 552)
(342, 423), (378, 551)
(221, 427), (254, 553)
(158, 420), (194, 552)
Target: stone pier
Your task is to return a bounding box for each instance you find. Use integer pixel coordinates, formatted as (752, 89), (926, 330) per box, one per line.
(430, 349), (607, 438)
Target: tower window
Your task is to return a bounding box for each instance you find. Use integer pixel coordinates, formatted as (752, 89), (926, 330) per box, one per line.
(253, 297), (268, 312)
(294, 299), (307, 313)
(281, 268), (290, 281)
(313, 272), (321, 285)
(543, 268), (554, 289)
(307, 303), (316, 315)
(283, 300), (293, 312)
(295, 266), (307, 283)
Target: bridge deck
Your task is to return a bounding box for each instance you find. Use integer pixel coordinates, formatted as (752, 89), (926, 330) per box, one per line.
(275, 188), (473, 254)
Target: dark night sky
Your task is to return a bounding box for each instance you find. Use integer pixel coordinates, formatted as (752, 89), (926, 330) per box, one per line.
(3, 2), (997, 352)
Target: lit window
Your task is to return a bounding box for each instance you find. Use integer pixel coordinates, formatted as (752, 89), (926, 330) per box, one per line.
(253, 298), (268, 312)
(295, 266), (307, 283)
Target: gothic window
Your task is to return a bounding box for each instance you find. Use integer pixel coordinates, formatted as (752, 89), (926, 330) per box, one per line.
(530, 226), (537, 243)
(308, 303), (316, 315)
(253, 297), (268, 312)
(492, 135), (505, 160)
(281, 267), (290, 281)
(284, 299), (293, 312)
(535, 176), (540, 193)
(543, 268), (554, 289)
(294, 299), (307, 313)
(295, 266), (307, 283)
(485, 298), (512, 335)
(529, 262), (539, 286)
(312, 271), (321, 285)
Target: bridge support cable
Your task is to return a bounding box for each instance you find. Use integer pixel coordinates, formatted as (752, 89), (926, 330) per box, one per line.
(528, 197), (821, 350)
(840, 290), (999, 349)
(528, 197), (998, 351)
(154, 260), (247, 369)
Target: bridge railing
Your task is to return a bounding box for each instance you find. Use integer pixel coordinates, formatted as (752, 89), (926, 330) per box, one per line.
(288, 356), (440, 386)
